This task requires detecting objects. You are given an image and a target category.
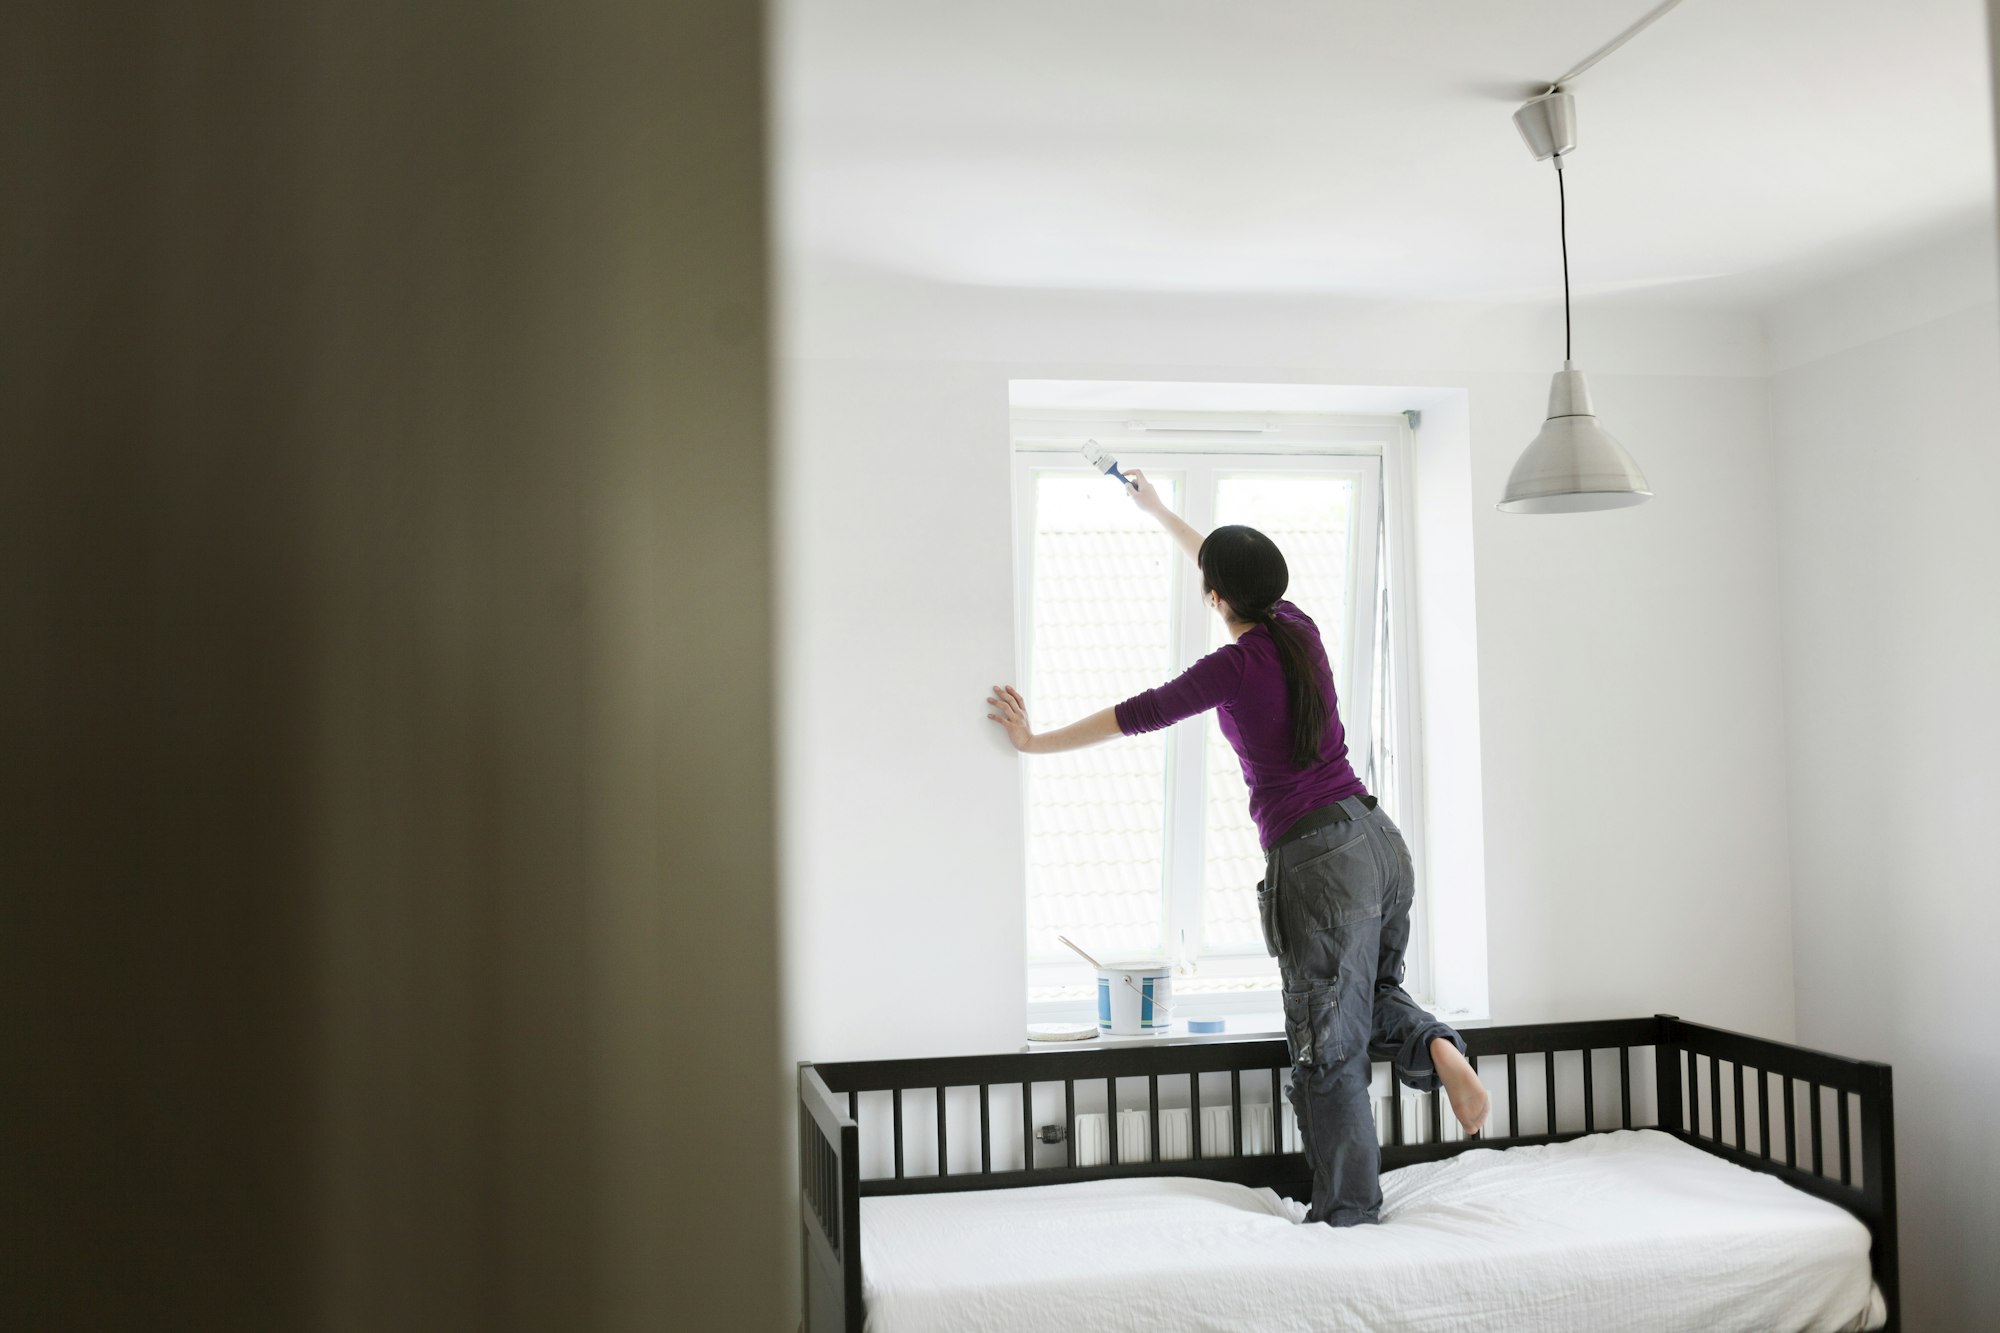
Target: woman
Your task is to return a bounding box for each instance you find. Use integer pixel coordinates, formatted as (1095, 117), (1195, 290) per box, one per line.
(985, 470), (1488, 1227)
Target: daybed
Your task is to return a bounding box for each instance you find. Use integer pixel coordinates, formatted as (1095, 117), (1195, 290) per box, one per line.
(799, 1015), (1897, 1332)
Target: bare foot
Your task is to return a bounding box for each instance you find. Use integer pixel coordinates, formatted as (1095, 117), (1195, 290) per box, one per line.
(1431, 1037), (1491, 1136)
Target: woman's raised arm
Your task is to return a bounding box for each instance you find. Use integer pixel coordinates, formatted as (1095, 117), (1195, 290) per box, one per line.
(1123, 469), (1206, 566)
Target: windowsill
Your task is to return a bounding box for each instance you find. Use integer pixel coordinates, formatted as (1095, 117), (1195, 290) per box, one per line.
(1023, 1012), (1286, 1053)
(1020, 1004), (1497, 1054)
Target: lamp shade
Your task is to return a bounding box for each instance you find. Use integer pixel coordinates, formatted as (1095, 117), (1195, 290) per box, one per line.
(1498, 362), (1652, 513)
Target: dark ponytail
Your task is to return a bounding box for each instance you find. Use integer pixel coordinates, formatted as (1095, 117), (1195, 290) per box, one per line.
(1197, 525), (1329, 771)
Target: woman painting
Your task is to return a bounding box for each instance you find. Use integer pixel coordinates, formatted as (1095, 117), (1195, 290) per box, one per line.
(985, 470), (1489, 1226)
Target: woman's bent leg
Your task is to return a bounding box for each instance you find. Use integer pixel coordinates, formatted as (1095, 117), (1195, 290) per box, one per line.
(1273, 797), (1453, 1223)
(1366, 812), (1467, 1092)
(1359, 808), (1486, 1133)
(1369, 888), (1464, 1092)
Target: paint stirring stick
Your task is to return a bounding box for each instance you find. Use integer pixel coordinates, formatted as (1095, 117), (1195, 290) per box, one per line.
(1056, 935), (1177, 1016)
(1056, 934), (1105, 969)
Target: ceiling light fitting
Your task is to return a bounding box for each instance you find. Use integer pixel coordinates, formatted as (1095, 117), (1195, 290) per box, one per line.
(1511, 91), (1577, 162)
(1497, 90), (1657, 514)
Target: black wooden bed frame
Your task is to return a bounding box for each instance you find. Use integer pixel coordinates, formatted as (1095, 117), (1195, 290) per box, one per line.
(799, 1015), (1898, 1332)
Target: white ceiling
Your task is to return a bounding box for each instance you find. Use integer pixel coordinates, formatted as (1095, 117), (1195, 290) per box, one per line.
(776, 0), (1998, 306)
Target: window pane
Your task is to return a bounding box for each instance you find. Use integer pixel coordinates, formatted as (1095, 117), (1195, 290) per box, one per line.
(1200, 474), (1355, 954)
(1024, 472), (1180, 962)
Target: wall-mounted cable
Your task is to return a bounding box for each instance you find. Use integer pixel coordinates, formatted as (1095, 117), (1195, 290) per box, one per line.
(1544, 0), (1692, 94)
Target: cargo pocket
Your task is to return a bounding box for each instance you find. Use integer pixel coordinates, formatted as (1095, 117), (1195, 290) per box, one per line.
(1285, 828), (1383, 933)
(1281, 979), (1342, 1072)
(1256, 877), (1282, 959)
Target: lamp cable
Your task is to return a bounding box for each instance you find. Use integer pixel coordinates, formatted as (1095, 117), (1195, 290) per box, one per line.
(1556, 155), (1571, 361)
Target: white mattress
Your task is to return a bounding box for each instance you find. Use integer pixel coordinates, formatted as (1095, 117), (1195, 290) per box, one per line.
(860, 1129), (1885, 1333)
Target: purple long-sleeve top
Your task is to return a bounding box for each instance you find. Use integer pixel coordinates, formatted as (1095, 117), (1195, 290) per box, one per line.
(1113, 599), (1365, 850)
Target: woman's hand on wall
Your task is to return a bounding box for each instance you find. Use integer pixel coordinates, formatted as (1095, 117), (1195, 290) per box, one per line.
(986, 685), (1035, 751)
(986, 695), (1123, 755)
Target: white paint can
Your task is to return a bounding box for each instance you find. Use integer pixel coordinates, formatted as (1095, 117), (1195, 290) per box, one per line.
(1096, 965), (1173, 1035)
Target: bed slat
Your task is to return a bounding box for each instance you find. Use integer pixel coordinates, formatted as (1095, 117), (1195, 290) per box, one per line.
(1064, 1079), (1075, 1168)
(1231, 1070), (1243, 1156)
(1022, 1082), (1033, 1173)
(1582, 1049), (1595, 1133)
(937, 1088), (949, 1178)
(1149, 1075), (1160, 1162)
(1506, 1053), (1519, 1138)
(1838, 1090), (1850, 1185)
(1544, 1052), (1557, 1136)
(893, 1089), (904, 1179)
(1270, 1069), (1282, 1155)
(1733, 1062), (1746, 1150)
(1107, 1078), (1119, 1167)
(1783, 1077), (1797, 1168)
(1810, 1081), (1824, 1177)
(1757, 1068), (1771, 1158)
(1619, 1046), (1631, 1130)
(979, 1084), (991, 1174)
(1191, 1073), (1203, 1159)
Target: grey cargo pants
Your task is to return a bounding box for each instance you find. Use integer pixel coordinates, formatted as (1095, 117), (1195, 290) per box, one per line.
(1257, 794), (1465, 1226)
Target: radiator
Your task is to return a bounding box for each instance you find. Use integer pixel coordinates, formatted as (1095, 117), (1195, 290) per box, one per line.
(1071, 1102), (1300, 1167)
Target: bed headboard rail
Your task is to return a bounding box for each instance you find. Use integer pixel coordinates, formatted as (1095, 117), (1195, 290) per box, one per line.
(798, 1064), (862, 1333)
(1654, 1016), (1899, 1331)
(810, 1017), (1680, 1195)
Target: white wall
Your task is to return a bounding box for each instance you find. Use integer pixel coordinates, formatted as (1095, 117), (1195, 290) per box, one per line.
(1770, 223), (2000, 1332)
(780, 260), (1800, 1070)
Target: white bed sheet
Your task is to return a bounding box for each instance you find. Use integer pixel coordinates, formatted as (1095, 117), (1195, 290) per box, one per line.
(860, 1129), (1884, 1333)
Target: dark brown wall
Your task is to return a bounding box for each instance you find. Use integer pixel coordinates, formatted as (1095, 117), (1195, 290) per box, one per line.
(1, 3), (779, 1329)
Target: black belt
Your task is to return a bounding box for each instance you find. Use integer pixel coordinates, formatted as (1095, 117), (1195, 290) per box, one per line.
(1270, 794), (1376, 852)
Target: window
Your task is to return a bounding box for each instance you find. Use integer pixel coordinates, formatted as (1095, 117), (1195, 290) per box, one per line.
(1012, 409), (1422, 1014)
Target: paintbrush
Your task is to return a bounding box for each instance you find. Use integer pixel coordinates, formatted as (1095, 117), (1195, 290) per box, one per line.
(1082, 439), (1140, 490)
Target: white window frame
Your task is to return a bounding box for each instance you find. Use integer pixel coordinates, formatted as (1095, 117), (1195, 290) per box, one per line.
(1011, 408), (1431, 1020)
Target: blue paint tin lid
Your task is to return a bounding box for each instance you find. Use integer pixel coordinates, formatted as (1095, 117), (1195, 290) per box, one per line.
(1187, 1017), (1226, 1034)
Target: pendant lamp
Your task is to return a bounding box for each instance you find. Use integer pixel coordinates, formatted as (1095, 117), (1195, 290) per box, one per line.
(1499, 90), (1652, 514)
